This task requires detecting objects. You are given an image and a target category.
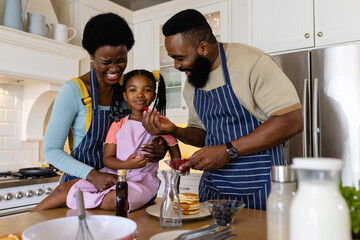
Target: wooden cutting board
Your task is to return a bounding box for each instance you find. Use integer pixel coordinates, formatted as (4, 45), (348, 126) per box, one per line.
(0, 233), (22, 240)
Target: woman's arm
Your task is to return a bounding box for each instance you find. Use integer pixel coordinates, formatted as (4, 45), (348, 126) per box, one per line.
(44, 81), (118, 191)
(43, 81), (93, 179)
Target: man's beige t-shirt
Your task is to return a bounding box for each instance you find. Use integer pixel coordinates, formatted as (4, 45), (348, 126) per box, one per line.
(183, 43), (302, 130)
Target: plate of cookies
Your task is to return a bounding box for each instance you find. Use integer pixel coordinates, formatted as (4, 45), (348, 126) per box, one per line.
(146, 193), (211, 220)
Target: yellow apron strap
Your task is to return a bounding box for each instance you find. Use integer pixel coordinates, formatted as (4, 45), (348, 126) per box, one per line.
(58, 172), (64, 184)
(68, 78), (92, 132)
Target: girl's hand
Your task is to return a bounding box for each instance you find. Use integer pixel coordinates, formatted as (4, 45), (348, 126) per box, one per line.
(125, 152), (148, 169)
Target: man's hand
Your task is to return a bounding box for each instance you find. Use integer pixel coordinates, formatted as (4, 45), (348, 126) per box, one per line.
(142, 109), (176, 135)
(140, 136), (169, 162)
(180, 144), (229, 171)
(86, 169), (117, 191)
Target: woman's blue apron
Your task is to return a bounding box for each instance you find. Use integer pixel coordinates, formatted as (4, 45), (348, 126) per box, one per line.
(60, 68), (113, 183)
(194, 43), (286, 210)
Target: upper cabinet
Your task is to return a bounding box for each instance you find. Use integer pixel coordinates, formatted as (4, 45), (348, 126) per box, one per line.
(54, 0), (134, 73)
(251, 0), (360, 53)
(133, 0), (229, 123)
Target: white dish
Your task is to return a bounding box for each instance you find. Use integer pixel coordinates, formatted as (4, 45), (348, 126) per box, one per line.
(150, 230), (190, 240)
(22, 215), (137, 240)
(146, 203), (211, 221)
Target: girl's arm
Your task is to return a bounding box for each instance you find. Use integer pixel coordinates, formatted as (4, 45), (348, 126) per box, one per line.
(103, 144), (148, 170)
(169, 144), (181, 160)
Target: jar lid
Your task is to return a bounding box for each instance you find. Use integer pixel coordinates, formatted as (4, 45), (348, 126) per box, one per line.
(117, 169), (127, 175)
(271, 165), (296, 182)
(291, 157), (343, 170)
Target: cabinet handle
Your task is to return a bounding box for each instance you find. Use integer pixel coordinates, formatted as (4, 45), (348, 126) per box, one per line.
(304, 33), (310, 38)
(317, 31), (323, 37)
(182, 106), (186, 110)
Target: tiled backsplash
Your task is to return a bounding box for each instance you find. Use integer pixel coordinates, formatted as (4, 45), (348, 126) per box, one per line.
(0, 84), (40, 171)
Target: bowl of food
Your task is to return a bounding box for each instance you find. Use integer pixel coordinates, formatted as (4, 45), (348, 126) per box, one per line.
(164, 158), (190, 175)
(22, 215), (137, 240)
(203, 199), (245, 226)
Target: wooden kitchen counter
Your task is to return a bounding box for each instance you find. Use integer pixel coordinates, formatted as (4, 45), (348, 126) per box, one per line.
(0, 199), (266, 240)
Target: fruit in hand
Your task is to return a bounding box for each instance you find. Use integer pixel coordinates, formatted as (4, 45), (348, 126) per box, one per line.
(169, 159), (189, 175)
(144, 107), (149, 111)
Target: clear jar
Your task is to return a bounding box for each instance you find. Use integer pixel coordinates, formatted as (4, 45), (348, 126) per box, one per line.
(289, 158), (351, 240)
(160, 169), (182, 228)
(267, 165), (296, 240)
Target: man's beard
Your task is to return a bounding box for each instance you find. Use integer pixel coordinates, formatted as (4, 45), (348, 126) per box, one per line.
(184, 56), (211, 88)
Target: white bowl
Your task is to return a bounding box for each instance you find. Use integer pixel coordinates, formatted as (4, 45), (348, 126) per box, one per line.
(22, 215), (137, 240)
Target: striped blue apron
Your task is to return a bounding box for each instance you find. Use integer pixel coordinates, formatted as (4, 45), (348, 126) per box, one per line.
(195, 43), (286, 210)
(60, 68), (113, 183)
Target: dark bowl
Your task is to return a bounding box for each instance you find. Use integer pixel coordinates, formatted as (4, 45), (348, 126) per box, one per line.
(203, 199), (245, 226)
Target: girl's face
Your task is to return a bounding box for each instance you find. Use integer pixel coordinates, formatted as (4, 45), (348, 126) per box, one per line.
(123, 75), (155, 112)
(91, 45), (128, 86)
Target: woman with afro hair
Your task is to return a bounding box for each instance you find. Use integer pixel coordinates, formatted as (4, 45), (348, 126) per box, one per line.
(41, 13), (168, 195)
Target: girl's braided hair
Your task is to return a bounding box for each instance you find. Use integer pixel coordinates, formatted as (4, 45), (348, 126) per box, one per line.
(110, 69), (166, 122)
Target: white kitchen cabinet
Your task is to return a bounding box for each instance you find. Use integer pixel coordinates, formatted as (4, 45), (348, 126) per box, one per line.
(251, 0), (360, 53)
(54, 0), (134, 73)
(55, 0), (132, 46)
(133, 0), (229, 123)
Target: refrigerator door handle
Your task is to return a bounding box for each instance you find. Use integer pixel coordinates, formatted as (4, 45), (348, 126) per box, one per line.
(312, 78), (319, 157)
(302, 79), (308, 157)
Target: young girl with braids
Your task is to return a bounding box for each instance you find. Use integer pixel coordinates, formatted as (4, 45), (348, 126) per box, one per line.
(32, 69), (181, 212)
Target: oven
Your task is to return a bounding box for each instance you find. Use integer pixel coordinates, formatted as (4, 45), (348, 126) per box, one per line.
(0, 168), (60, 218)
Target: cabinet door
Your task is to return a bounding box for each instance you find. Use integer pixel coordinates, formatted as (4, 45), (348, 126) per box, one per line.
(315, 0), (360, 46)
(155, 2), (229, 123)
(133, 20), (154, 70)
(251, 0), (314, 53)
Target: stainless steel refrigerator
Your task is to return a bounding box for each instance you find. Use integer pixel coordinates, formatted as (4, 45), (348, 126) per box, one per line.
(271, 43), (360, 187)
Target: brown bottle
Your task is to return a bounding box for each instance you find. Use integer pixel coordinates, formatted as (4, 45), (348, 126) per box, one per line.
(115, 169), (128, 217)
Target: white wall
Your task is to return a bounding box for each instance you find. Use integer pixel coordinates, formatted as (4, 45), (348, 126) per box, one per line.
(0, 84), (40, 171)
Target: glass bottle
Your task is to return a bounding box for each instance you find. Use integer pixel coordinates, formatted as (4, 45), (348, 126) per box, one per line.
(160, 169), (182, 228)
(267, 165), (297, 240)
(115, 169), (128, 217)
(289, 158), (351, 240)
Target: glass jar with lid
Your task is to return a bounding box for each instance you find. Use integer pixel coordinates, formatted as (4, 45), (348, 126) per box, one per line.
(267, 165), (297, 240)
(289, 158), (351, 240)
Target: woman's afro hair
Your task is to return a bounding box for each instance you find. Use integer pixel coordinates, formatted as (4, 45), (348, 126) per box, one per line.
(82, 12), (135, 56)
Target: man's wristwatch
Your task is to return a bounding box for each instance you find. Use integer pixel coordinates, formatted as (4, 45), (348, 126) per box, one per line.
(226, 142), (239, 159)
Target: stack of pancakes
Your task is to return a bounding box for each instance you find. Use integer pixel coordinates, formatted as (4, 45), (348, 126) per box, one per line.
(178, 193), (200, 215)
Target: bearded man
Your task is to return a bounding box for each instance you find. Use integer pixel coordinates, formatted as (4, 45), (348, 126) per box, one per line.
(143, 9), (303, 210)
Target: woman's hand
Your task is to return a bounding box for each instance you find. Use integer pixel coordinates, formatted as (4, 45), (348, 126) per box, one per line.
(140, 136), (169, 162)
(86, 169), (118, 191)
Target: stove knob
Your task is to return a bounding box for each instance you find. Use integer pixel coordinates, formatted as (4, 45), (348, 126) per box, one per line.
(4, 193), (13, 200)
(15, 192), (24, 199)
(25, 190), (34, 197)
(35, 189), (43, 196)
(45, 188), (52, 195)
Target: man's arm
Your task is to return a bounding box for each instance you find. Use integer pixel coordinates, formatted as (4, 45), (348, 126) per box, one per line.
(142, 110), (206, 147)
(181, 109), (303, 171)
(173, 126), (206, 147)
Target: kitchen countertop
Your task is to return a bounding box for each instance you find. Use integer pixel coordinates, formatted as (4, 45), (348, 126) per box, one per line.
(0, 199), (266, 240)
